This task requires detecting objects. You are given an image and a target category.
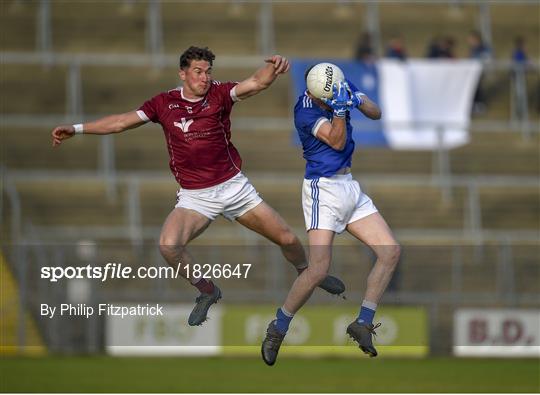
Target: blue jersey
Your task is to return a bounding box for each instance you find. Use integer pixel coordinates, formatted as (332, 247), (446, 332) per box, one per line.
(294, 91), (355, 179)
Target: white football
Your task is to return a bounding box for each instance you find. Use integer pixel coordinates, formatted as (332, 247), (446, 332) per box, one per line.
(306, 62), (345, 99)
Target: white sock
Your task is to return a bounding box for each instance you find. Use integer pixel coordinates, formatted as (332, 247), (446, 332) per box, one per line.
(280, 306), (294, 317)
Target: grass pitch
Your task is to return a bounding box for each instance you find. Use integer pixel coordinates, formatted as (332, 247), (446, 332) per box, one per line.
(1, 356), (539, 392)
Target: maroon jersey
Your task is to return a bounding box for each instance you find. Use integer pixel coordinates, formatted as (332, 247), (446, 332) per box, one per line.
(137, 81), (242, 189)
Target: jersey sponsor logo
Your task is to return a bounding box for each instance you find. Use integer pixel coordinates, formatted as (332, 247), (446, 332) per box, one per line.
(174, 117), (194, 133)
(168, 104), (180, 109)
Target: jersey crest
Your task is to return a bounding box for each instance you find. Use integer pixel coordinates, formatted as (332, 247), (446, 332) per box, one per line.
(174, 117), (194, 133)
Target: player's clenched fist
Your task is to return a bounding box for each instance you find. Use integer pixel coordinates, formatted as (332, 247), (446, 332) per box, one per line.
(264, 55), (290, 75)
(51, 125), (75, 147)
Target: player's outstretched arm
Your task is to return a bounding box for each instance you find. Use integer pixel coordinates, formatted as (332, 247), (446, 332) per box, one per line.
(234, 55), (290, 100)
(346, 83), (382, 120)
(51, 111), (145, 147)
(356, 95), (381, 120)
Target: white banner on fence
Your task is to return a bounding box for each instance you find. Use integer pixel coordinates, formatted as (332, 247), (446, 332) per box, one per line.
(106, 304), (222, 356)
(380, 59), (482, 150)
(454, 309), (540, 357)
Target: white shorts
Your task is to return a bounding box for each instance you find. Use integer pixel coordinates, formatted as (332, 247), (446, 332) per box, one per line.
(175, 172), (263, 221)
(302, 174), (378, 234)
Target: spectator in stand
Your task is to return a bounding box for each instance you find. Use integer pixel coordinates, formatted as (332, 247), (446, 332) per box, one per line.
(467, 30), (492, 114)
(385, 35), (407, 61)
(512, 36), (528, 64)
(355, 31), (377, 63)
(427, 36), (455, 59)
(468, 30), (491, 60)
(510, 36), (530, 120)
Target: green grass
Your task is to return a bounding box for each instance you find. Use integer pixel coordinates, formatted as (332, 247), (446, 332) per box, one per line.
(0, 356), (539, 393)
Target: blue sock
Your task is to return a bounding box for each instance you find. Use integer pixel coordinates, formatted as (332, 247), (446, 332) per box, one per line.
(274, 307), (294, 334)
(357, 300), (377, 325)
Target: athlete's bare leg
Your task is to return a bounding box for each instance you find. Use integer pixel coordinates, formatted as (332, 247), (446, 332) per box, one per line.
(158, 207), (211, 281)
(346, 212), (400, 304)
(281, 229), (335, 313)
(236, 201), (308, 270)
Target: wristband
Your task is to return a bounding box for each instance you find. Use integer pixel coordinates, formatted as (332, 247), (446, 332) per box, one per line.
(333, 108), (347, 118)
(73, 124), (84, 134)
(355, 92), (365, 105)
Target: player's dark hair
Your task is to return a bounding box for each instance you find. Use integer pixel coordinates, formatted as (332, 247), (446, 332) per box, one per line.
(304, 64), (316, 81)
(179, 46), (216, 69)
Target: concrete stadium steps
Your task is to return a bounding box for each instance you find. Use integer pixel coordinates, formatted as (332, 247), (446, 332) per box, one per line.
(140, 179), (466, 230)
(311, 244), (387, 296)
(79, 66), (291, 118)
(235, 130), (436, 175)
(470, 70), (540, 122)
(373, 185), (538, 231)
(379, 3), (478, 59)
(0, 1), (38, 51)
(161, 2), (259, 55)
(397, 245), (455, 293)
(114, 125), (170, 172)
(81, 66), (178, 115)
(0, 65), (67, 115)
(4, 124), (538, 176)
(14, 181), (128, 227)
(366, 185), (467, 229)
(232, 76), (291, 118)
(1, 127), (100, 170)
(113, 125), (298, 173)
(139, 179), (179, 225)
(1, 124), (538, 178)
(1, 61), (537, 122)
(2, 2), (538, 60)
(489, 3), (540, 60)
(51, 2), (147, 53)
(151, 180), (534, 232)
(450, 133), (539, 176)
(251, 181), (468, 230)
(273, 3), (367, 58)
(379, 3), (539, 59)
(1, 1), (147, 53)
(0, 64), (173, 115)
(397, 243), (540, 295)
(512, 244), (540, 294)
(0, 2), (364, 58)
(480, 186), (539, 229)
(7, 179), (537, 247)
(0, 65), (290, 117)
(235, 129), (539, 176)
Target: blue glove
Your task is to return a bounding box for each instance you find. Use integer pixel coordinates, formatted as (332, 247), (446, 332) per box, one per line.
(321, 81), (351, 118)
(344, 80), (365, 108)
